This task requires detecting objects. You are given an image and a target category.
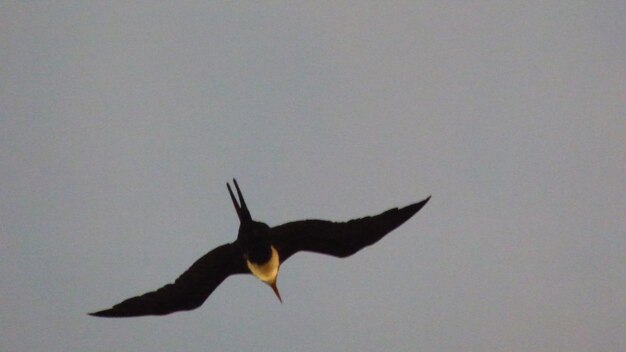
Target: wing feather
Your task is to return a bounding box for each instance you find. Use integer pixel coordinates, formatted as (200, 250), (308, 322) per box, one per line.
(89, 243), (248, 317)
(269, 197), (430, 261)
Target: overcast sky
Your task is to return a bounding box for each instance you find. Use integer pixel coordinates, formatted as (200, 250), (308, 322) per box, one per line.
(1, 2), (624, 351)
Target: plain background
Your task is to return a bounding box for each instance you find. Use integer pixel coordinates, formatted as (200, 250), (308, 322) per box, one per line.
(1, 2), (624, 351)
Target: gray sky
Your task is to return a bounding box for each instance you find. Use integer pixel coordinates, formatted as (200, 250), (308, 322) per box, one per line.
(1, 2), (624, 351)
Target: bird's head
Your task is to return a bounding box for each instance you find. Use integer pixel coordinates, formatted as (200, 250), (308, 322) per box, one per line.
(246, 245), (282, 303)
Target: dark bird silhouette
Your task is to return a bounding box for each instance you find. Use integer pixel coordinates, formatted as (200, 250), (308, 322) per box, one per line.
(89, 179), (430, 317)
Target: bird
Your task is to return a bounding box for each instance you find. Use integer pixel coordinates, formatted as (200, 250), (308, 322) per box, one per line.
(89, 179), (430, 317)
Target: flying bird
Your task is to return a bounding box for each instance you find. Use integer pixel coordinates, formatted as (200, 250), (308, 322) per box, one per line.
(90, 179), (430, 317)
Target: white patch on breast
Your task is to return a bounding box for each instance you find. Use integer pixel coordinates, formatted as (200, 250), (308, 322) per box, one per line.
(246, 246), (280, 284)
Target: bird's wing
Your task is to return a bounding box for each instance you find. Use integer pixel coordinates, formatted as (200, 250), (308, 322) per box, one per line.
(89, 243), (248, 317)
(269, 196), (430, 261)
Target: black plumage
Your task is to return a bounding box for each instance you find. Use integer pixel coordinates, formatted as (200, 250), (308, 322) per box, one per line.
(90, 179), (430, 317)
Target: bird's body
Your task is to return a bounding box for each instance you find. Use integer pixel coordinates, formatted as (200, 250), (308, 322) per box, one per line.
(246, 245), (279, 283)
(90, 179), (430, 317)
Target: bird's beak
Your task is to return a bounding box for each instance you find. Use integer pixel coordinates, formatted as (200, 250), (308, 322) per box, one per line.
(269, 280), (282, 303)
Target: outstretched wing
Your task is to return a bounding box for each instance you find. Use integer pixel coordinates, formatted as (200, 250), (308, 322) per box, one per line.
(89, 243), (248, 317)
(269, 196), (430, 261)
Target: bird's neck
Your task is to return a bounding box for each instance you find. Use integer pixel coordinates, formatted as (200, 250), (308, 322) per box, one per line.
(246, 245), (280, 284)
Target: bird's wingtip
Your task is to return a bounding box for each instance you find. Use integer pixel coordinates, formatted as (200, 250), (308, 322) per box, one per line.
(402, 195), (431, 215)
(88, 309), (117, 318)
(416, 195), (431, 206)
